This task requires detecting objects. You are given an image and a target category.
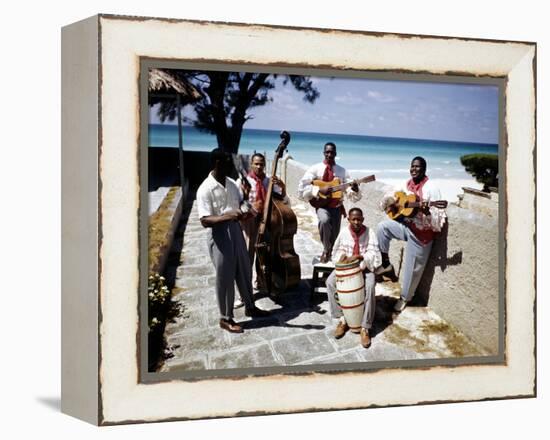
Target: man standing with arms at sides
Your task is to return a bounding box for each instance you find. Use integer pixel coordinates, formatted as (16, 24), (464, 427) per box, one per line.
(376, 156), (447, 313)
(196, 149), (270, 334)
(237, 153), (288, 297)
(326, 207), (381, 348)
(298, 142), (362, 263)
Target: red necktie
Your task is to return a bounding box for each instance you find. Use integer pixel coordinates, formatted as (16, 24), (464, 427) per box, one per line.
(248, 170), (266, 206)
(349, 224), (366, 256)
(322, 159), (335, 182)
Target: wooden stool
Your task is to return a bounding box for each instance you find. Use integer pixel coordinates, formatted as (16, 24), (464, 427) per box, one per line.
(310, 259), (335, 295)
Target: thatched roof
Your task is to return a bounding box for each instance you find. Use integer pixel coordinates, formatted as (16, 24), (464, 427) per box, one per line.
(148, 68), (202, 100)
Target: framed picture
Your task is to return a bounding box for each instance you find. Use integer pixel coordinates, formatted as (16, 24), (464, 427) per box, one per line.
(61, 14), (536, 425)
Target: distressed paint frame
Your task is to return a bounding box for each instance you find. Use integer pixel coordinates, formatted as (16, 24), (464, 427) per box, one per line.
(61, 14), (536, 425)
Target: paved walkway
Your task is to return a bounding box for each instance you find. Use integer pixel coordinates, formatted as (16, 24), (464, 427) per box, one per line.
(159, 195), (486, 372)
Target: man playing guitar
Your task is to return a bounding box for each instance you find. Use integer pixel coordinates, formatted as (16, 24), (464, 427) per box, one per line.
(375, 156), (447, 312)
(298, 142), (362, 263)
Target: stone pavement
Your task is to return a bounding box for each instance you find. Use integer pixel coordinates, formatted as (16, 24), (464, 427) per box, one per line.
(159, 195), (486, 373)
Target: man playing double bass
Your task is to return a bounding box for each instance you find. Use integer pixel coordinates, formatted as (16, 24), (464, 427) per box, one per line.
(237, 153), (289, 301)
(298, 142), (362, 263)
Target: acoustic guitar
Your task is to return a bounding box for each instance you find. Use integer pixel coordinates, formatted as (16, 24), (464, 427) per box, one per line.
(386, 191), (448, 220)
(309, 175), (376, 209)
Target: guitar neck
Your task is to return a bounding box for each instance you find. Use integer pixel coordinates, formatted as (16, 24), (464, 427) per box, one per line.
(328, 175), (375, 191)
(331, 181), (354, 192)
(407, 201), (444, 208)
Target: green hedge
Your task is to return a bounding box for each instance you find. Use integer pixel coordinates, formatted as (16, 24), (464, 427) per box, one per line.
(460, 153), (498, 192)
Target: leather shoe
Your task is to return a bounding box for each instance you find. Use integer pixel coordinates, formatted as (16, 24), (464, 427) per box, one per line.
(393, 298), (407, 312)
(219, 318), (243, 333)
(334, 321), (349, 339)
(253, 279), (263, 291)
(360, 328), (371, 348)
(375, 263), (394, 276)
(244, 306), (270, 318)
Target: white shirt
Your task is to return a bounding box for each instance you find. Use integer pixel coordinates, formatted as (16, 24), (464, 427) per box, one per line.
(297, 162), (362, 205)
(379, 178), (446, 232)
(196, 172), (242, 218)
(331, 226), (382, 272)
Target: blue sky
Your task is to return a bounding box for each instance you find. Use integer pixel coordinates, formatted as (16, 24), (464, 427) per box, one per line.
(150, 75), (499, 144)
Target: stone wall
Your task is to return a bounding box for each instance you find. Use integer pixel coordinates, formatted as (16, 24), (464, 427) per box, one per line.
(149, 148), (252, 192)
(457, 187), (499, 218)
(148, 148), (213, 192)
(281, 157), (499, 354)
(149, 187), (184, 276)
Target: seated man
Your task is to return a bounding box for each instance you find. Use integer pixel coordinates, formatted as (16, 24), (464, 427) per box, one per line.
(376, 156), (447, 313)
(325, 207), (382, 348)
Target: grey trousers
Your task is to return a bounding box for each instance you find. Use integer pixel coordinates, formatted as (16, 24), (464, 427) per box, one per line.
(326, 270), (376, 329)
(240, 216), (260, 269)
(376, 220), (433, 302)
(317, 207), (342, 253)
(207, 221), (255, 320)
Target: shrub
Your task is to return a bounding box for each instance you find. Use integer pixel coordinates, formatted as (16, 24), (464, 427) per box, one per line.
(460, 153), (498, 192)
(148, 273), (170, 331)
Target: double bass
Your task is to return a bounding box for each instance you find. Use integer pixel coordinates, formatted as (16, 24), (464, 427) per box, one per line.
(255, 131), (301, 295)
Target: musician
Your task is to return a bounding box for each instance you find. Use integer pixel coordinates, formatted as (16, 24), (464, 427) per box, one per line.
(298, 142), (362, 263)
(196, 148), (270, 333)
(326, 208), (381, 348)
(376, 156), (447, 312)
(237, 153), (289, 296)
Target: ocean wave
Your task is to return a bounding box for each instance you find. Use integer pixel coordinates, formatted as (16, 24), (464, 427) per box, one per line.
(349, 169), (382, 174)
(349, 168), (410, 174)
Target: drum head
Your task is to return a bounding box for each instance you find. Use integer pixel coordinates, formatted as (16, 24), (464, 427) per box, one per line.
(335, 259), (360, 270)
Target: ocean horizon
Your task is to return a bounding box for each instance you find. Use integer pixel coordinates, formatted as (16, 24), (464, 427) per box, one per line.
(149, 124), (499, 200)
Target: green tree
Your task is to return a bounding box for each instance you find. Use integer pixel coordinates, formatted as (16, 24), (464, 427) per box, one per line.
(460, 153), (499, 192)
(154, 70), (320, 154)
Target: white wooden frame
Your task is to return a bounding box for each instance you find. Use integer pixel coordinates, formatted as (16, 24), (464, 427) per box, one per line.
(61, 14), (536, 425)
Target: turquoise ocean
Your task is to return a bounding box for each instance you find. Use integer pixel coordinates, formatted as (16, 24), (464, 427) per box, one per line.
(149, 124), (498, 194)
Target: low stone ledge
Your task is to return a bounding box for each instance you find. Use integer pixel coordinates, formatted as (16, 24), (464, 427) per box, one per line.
(457, 186), (498, 217)
(148, 186), (183, 275)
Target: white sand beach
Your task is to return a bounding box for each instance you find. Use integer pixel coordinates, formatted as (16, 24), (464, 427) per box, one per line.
(378, 178), (483, 204)
(348, 170), (483, 203)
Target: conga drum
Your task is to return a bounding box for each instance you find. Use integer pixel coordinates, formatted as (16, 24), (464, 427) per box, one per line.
(335, 259), (365, 332)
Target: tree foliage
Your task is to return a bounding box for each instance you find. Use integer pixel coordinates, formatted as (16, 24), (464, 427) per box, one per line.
(152, 70), (320, 153)
(460, 153), (499, 192)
